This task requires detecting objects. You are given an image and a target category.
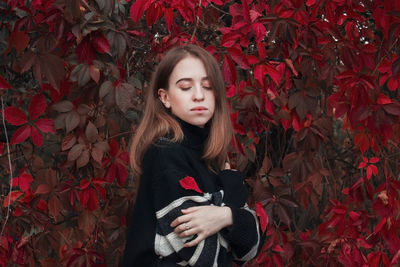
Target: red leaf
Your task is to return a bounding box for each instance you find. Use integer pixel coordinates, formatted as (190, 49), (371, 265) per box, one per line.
(35, 119), (55, 133)
(179, 176), (203, 194)
(272, 244), (284, 253)
(366, 166), (373, 179)
(254, 64), (264, 87)
(76, 38), (96, 64)
(377, 93), (392, 104)
(4, 107), (27, 126)
(92, 33), (111, 55)
(48, 195), (61, 222)
(119, 152), (130, 164)
(13, 173), (33, 192)
(164, 8), (174, 31)
(127, 30), (146, 37)
(93, 183), (106, 200)
(36, 199), (48, 212)
(80, 179), (90, 190)
(367, 165), (378, 178)
(0, 75), (12, 90)
(6, 30), (30, 55)
(368, 252), (382, 267)
(272, 253), (284, 267)
(226, 45), (250, 69)
(129, 0), (151, 23)
(369, 157), (379, 163)
(383, 103), (400, 115)
(89, 65), (100, 83)
(31, 126), (43, 147)
(146, 2), (162, 26)
(105, 163), (117, 183)
(255, 202), (268, 233)
(306, 0), (316, 6)
(109, 139), (119, 157)
(28, 94), (46, 120)
(284, 59), (298, 77)
(87, 189), (98, 211)
(251, 22), (266, 42)
(10, 125), (31, 144)
(354, 133), (370, 153)
(265, 64), (282, 85)
(358, 162), (367, 169)
(116, 163), (128, 187)
(388, 77), (398, 91)
(35, 184), (51, 195)
(222, 55), (237, 85)
(226, 84), (236, 98)
(3, 191), (24, 207)
(374, 217), (386, 235)
(349, 211), (360, 221)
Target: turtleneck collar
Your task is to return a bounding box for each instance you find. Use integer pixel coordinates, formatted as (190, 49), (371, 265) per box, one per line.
(173, 116), (210, 150)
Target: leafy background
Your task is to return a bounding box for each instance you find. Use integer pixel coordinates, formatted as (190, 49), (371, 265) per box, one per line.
(1, 0), (400, 266)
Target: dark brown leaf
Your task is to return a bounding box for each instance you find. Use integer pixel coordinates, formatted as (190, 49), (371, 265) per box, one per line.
(85, 121), (98, 143)
(65, 111), (80, 132)
(76, 149), (90, 168)
(78, 210), (96, 237)
(67, 144), (84, 161)
(91, 146), (103, 163)
(52, 100), (74, 113)
(99, 81), (113, 99)
(62, 133), (77, 151)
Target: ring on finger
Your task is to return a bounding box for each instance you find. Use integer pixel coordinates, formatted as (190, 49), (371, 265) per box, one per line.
(185, 224), (190, 231)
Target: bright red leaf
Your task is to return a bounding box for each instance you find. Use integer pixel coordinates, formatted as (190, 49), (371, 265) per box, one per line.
(31, 126), (43, 146)
(10, 125), (31, 144)
(255, 202), (269, 233)
(3, 191), (24, 207)
(28, 94), (46, 120)
(129, 0), (151, 23)
(92, 32), (111, 55)
(35, 118), (55, 133)
(4, 107), (27, 126)
(0, 75), (12, 90)
(179, 176), (203, 194)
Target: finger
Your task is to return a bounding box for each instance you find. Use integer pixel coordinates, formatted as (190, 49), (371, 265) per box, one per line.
(184, 234), (204, 248)
(170, 214), (190, 227)
(178, 227), (196, 238)
(174, 223), (191, 234)
(224, 162), (231, 170)
(181, 207), (200, 214)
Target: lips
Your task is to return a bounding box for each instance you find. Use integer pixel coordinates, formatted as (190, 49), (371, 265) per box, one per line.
(191, 106), (208, 111)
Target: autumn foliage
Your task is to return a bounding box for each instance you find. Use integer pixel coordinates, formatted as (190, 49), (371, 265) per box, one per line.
(1, 0), (400, 266)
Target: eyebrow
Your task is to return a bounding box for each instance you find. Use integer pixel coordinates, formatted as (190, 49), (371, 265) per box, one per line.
(175, 77), (209, 84)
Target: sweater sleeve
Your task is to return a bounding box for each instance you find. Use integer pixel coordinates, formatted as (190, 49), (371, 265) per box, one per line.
(218, 170), (262, 263)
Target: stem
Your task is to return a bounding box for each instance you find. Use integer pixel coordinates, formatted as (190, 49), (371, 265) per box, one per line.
(0, 95), (14, 237)
(190, 0), (202, 42)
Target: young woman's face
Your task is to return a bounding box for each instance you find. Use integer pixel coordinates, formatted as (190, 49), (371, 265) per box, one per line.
(158, 56), (216, 128)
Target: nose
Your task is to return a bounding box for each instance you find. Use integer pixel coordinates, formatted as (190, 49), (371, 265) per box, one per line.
(192, 84), (205, 101)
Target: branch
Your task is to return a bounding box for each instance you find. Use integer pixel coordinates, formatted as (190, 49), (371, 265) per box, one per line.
(0, 95), (14, 237)
(190, 0), (202, 42)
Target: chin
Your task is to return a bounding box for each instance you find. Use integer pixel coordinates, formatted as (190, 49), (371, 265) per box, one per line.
(188, 118), (211, 128)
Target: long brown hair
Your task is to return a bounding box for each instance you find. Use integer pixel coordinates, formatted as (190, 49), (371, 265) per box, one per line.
(130, 45), (233, 176)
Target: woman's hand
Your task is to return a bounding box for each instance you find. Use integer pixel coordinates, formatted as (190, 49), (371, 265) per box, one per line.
(170, 205), (233, 247)
(224, 162), (236, 171)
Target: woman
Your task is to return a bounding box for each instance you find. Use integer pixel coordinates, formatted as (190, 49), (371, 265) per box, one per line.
(123, 45), (261, 266)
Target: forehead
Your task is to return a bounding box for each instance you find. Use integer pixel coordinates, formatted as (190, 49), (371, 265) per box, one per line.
(169, 56), (208, 82)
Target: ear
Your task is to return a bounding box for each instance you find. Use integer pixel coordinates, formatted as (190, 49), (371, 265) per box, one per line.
(158, 88), (171, 108)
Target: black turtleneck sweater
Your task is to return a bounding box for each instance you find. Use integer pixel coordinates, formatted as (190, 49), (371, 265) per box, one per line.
(123, 119), (261, 266)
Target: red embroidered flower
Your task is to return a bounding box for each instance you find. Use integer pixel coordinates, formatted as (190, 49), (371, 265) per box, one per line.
(179, 176), (203, 194)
